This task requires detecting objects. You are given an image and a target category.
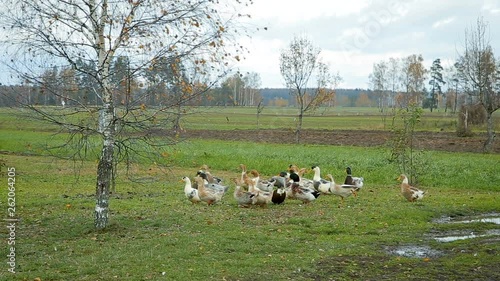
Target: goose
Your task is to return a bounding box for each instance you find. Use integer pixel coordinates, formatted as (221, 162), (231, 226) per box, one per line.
(181, 177), (201, 204)
(344, 166), (364, 196)
(397, 174), (425, 202)
(325, 174), (357, 207)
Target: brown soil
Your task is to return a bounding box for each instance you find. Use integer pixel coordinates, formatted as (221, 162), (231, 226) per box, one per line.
(178, 129), (499, 154)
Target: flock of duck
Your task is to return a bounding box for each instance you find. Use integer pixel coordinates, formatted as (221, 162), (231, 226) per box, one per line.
(181, 164), (425, 208)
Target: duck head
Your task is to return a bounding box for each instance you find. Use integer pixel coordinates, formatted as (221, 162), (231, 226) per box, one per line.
(289, 172), (300, 183)
(397, 174), (409, 184)
(197, 171), (208, 180)
(346, 167), (352, 175)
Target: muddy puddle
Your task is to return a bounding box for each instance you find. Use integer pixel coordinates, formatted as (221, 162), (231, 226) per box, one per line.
(387, 245), (443, 258)
(433, 229), (500, 242)
(433, 212), (500, 225)
(387, 213), (500, 258)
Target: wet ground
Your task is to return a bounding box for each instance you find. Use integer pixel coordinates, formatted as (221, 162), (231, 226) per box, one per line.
(387, 213), (500, 258)
(307, 213), (500, 280)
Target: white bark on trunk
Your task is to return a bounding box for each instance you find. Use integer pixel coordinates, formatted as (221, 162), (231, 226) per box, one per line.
(94, 0), (115, 230)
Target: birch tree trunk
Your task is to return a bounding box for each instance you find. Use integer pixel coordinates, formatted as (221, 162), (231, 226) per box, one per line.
(94, 0), (115, 229)
(0, 0), (254, 230)
(95, 112), (114, 229)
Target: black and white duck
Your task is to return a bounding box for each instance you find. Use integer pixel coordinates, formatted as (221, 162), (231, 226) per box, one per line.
(287, 172), (320, 204)
(344, 166), (364, 196)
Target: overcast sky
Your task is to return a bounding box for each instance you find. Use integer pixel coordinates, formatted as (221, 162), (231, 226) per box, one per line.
(236, 0), (500, 89)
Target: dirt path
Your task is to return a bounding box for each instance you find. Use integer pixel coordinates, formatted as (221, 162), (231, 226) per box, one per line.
(178, 129), (499, 154)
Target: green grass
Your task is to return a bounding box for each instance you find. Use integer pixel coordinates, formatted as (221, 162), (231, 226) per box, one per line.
(178, 106), (500, 132)
(2, 106), (498, 134)
(0, 106), (499, 280)
(1, 145), (499, 280)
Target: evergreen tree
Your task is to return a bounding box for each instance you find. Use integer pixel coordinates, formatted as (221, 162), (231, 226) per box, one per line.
(428, 58), (445, 112)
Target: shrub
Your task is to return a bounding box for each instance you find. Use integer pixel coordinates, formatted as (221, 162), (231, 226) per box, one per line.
(457, 103), (486, 136)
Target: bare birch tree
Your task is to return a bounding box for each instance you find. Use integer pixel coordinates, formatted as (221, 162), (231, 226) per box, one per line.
(0, 0), (253, 229)
(369, 61), (388, 113)
(279, 35), (341, 143)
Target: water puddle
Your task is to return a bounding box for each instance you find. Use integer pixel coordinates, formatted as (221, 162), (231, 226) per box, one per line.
(433, 213), (500, 225)
(387, 245), (443, 258)
(434, 229), (500, 243)
(386, 213), (500, 258)
(432, 212), (500, 243)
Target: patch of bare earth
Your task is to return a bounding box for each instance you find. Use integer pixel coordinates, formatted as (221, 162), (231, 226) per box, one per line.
(177, 129), (499, 154)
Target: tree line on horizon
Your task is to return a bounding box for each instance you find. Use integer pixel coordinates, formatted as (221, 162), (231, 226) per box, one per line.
(0, 69), (472, 110)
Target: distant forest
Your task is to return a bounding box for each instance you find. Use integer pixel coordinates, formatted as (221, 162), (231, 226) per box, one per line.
(0, 85), (374, 108)
(261, 88), (375, 107)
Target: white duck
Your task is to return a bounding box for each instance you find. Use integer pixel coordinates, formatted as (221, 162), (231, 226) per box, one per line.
(181, 177), (201, 204)
(311, 166), (334, 194)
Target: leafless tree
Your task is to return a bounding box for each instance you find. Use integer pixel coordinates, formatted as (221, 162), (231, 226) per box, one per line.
(369, 60), (391, 128)
(0, 0), (253, 229)
(279, 35), (341, 143)
(457, 17), (499, 152)
(369, 61), (389, 113)
(387, 57), (401, 99)
(242, 72), (262, 106)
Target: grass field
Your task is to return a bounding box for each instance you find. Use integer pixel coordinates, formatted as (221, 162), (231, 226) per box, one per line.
(0, 106), (499, 280)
